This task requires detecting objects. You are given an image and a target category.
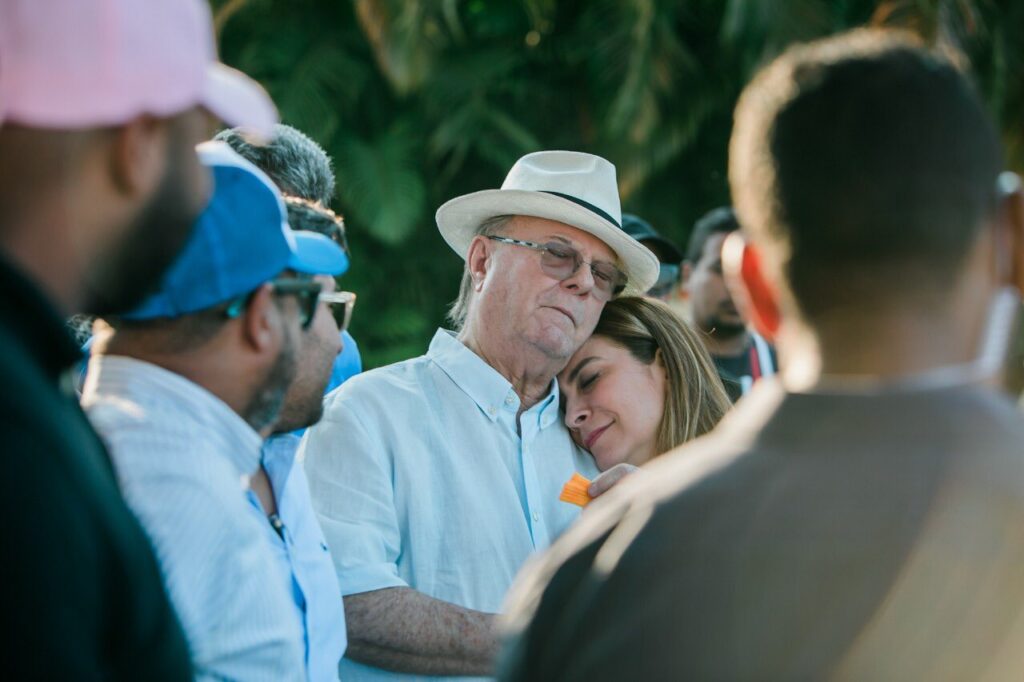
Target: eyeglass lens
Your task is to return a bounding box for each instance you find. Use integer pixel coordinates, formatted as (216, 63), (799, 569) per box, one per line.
(319, 291), (357, 333)
(540, 242), (625, 299)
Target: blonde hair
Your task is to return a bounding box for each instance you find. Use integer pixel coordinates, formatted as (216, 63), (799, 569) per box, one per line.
(592, 297), (731, 456)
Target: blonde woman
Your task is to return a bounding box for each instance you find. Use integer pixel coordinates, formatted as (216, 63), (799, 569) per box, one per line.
(559, 297), (731, 489)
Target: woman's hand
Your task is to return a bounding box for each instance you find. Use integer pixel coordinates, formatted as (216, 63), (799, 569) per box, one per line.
(588, 463), (640, 499)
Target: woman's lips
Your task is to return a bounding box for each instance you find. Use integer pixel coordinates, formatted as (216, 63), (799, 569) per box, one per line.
(584, 423), (610, 450)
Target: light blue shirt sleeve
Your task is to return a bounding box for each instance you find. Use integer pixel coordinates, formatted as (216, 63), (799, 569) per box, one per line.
(302, 390), (407, 596)
(126, 471), (304, 682)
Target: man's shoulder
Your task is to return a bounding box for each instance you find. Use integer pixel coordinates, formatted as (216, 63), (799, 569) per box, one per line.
(323, 352), (435, 410)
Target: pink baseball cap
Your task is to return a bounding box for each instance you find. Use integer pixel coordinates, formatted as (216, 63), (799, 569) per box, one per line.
(0, 0), (277, 138)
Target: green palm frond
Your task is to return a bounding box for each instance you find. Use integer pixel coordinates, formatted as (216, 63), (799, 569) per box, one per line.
(335, 122), (427, 246)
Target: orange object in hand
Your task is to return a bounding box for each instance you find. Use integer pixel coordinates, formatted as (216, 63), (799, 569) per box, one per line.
(559, 472), (592, 507)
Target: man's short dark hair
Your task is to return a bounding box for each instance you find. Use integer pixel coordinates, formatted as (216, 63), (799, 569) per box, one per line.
(215, 124), (335, 206)
(685, 207), (740, 264)
(729, 29), (1003, 319)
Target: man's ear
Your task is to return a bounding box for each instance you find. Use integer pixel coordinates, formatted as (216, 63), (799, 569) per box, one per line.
(1003, 174), (1024, 292)
(465, 236), (493, 292)
(240, 284), (279, 354)
(108, 115), (167, 197)
(676, 261), (692, 300)
(721, 233), (781, 341)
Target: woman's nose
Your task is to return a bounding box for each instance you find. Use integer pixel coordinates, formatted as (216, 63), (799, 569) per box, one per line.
(565, 405), (589, 428)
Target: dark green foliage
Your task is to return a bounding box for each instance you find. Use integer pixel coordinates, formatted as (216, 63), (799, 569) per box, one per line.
(211, 0), (1024, 368)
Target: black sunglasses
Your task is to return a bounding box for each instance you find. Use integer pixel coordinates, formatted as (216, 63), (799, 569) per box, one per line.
(224, 277), (324, 330)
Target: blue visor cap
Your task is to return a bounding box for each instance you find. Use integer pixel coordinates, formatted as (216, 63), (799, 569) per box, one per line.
(125, 142), (348, 320)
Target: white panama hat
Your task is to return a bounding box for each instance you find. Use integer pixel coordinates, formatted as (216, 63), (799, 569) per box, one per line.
(435, 150), (659, 295)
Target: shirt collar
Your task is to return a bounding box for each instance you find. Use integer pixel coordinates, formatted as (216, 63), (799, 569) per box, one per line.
(261, 433), (301, 492)
(84, 354), (264, 476)
(427, 329), (560, 426)
(0, 253), (82, 381)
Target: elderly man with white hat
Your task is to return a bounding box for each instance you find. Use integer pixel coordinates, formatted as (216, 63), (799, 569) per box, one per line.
(302, 151), (658, 680)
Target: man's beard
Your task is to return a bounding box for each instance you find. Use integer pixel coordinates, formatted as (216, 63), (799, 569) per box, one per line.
(245, 322), (299, 434)
(82, 139), (203, 315)
(272, 334), (335, 434)
(704, 315), (747, 339)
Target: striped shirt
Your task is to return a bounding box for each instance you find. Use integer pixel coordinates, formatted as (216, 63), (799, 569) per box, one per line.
(83, 355), (305, 682)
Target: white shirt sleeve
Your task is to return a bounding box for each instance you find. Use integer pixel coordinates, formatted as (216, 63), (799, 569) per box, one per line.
(301, 390), (409, 596)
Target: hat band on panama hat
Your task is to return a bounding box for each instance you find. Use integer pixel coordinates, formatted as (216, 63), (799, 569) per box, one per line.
(540, 191), (622, 229)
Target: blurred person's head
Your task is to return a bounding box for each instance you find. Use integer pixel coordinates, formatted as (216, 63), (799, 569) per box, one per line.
(216, 124), (335, 206)
(284, 196), (349, 253)
(683, 207), (746, 342)
(96, 144), (347, 434)
(727, 29), (1023, 385)
(437, 151), (659, 377)
(273, 199), (356, 433)
(621, 214), (684, 301)
(218, 122), (352, 432)
(0, 0), (276, 317)
(559, 297), (731, 470)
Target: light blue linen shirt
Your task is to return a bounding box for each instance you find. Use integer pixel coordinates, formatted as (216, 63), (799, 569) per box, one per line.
(256, 434), (348, 682)
(302, 329), (599, 682)
(82, 355), (305, 682)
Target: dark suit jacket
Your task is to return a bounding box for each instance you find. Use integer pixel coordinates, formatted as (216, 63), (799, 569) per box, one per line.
(500, 379), (1024, 681)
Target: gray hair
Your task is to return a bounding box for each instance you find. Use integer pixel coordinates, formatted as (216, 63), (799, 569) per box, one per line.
(214, 124), (335, 206)
(446, 215), (514, 330)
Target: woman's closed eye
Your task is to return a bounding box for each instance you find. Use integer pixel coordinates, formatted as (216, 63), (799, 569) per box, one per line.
(579, 372), (599, 391)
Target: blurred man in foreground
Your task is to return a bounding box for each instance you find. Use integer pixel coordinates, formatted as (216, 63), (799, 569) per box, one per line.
(84, 144), (347, 680)
(684, 207), (776, 400)
(0, 0), (275, 675)
(303, 151), (658, 680)
(500, 30), (1024, 680)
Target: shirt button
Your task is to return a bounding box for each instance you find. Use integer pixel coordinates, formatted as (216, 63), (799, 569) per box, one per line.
(532, 511), (540, 522)
(505, 394), (515, 406)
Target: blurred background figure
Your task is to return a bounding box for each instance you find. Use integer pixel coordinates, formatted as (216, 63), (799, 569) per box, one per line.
(84, 144), (347, 680)
(621, 214), (684, 301)
(683, 207), (776, 400)
(217, 123), (363, 391)
(0, 0), (275, 677)
(499, 29), (1024, 681)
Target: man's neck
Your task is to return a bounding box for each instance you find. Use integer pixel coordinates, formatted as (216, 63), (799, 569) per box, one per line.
(458, 329), (562, 412)
(95, 328), (271, 434)
(1, 218), (83, 315)
(778, 302), (986, 392)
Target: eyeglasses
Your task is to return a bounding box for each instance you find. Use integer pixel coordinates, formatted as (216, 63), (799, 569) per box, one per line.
(487, 235), (627, 300)
(646, 263), (681, 299)
(224, 277), (324, 330)
(318, 290), (357, 334)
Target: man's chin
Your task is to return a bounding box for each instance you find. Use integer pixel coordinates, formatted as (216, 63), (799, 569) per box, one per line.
(272, 403), (324, 435)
